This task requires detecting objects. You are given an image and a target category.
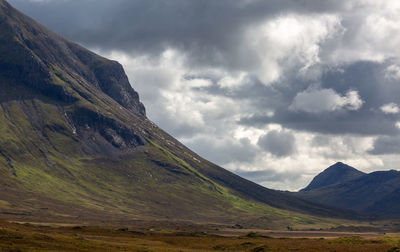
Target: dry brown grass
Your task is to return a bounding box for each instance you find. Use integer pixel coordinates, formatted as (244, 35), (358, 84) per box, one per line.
(0, 221), (399, 251)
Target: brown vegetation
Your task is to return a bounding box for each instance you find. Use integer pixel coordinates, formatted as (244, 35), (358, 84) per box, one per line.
(0, 221), (399, 251)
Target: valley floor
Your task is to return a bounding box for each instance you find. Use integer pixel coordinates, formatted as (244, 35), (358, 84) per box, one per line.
(0, 221), (399, 251)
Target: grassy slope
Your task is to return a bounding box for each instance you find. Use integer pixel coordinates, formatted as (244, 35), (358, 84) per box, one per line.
(0, 94), (343, 229)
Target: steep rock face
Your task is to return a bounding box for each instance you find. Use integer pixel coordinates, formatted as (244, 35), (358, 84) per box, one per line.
(70, 44), (145, 116)
(0, 0), (358, 226)
(0, 0), (145, 116)
(301, 162), (365, 192)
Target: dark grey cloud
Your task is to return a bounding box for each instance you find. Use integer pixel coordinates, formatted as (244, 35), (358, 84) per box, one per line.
(240, 111), (400, 136)
(258, 130), (296, 157)
(9, 0), (347, 70)
(369, 136), (400, 155)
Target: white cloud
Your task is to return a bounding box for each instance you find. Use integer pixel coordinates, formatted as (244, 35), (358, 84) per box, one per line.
(217, 72), (248, 88)
(245, 14), (343, 84)
(290, 88), (364, 113)
(385, 65), (400, 79)
(381, 103), (400, 114)
(101, 49), (251, 140)
(325, 0), (400, 64)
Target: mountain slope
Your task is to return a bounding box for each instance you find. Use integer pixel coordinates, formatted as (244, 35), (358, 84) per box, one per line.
(301, 162), (366, 192)
(0, 0), (357, 227)
(296, 163), (400, 218)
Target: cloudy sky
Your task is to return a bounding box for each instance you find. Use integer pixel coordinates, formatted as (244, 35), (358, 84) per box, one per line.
(9, 0), (400, 190)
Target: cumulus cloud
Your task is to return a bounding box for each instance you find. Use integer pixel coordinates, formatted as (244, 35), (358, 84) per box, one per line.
(245, 14), (343, 84)
(289, 88), (363, 113)
(385, 65), (400, 79)
(381, 103), (400, 114)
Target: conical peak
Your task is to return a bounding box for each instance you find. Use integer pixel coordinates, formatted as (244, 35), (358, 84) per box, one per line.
(328, 162), (354, 171)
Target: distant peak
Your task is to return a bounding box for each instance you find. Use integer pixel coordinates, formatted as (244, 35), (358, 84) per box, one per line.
(334, 161), (344, 165)
(300, 162), (366, 192)
(328, 162), (355, 170)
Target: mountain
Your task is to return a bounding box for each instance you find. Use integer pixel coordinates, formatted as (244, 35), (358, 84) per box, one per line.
(0, 0), (357, 228)
(296, 163), (400, 218)
(300, 162), (366, 192)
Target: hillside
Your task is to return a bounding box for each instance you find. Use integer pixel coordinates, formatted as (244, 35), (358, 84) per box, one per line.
(0, 0), (358, 228)
(296, 163), (400, 218)
(301, 162), (366, 192)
